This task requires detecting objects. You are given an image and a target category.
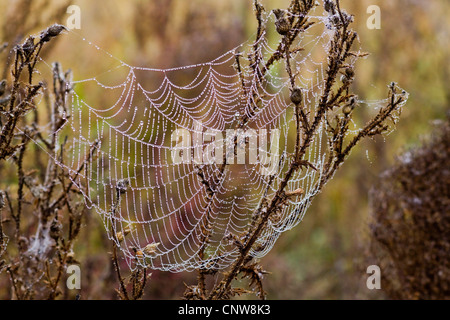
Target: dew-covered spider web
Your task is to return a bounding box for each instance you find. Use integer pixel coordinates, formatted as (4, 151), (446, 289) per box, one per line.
(36, 6), (405, 272)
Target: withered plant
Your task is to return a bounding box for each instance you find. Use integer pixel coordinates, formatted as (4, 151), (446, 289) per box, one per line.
(183, 0), (408, 300)
(368, 115), (450, 299)
(0, 24), (88, 300)
(0, 24), (149, 299)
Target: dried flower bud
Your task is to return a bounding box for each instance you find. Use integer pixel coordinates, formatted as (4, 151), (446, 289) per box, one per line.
(273, 9), (290, 35)
(22, 36), (35, 57)
(343, 96), (357, 115)
(341, 68), (354, 86)
(290, 87), (303, 105)
(275, 18), (290, 35)
(40, 24), (67, 43)
(116, 224), (133, 242)
(342, 104), (353, 115)
(116, 231), (124, 242)
(143, 242), (160, 256)
(344, 67), (354, 79)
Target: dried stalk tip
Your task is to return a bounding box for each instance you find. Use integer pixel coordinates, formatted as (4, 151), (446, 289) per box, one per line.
(290, 87), (303, 105)
(40, 24), (67, 43)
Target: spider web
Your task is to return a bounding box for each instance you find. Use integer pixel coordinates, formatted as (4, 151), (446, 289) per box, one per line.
(38, 6), (405, 272)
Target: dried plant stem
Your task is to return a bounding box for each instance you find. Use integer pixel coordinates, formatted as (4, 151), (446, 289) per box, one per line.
(112, 241), (129, 300)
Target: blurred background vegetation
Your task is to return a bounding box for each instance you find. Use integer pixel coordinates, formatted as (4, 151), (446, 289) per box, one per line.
(0, 0), (448, 299)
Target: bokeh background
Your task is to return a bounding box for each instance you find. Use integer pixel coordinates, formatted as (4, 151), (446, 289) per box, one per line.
(0, 0), (448, 299)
